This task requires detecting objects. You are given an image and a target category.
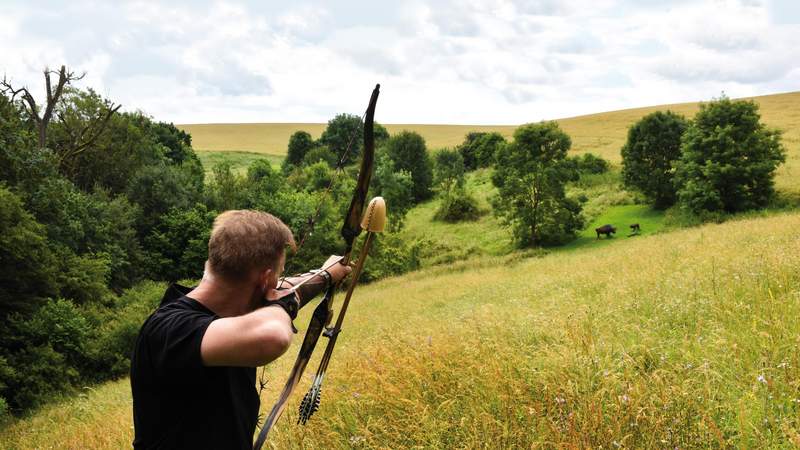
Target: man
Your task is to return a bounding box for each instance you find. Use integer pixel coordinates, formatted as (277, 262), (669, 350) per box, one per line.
(131, 210), (351, 449)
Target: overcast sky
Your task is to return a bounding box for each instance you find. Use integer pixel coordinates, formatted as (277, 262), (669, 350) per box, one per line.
(1, 0), (798, 124)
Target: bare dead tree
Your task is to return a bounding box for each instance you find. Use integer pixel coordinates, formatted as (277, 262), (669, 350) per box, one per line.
(1, 65), (121, 152)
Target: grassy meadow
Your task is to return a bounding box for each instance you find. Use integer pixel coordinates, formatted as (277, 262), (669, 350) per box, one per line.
(180, 91), (800, 196)
(2, 212), (799, 448)
(3, 94), (799, 448)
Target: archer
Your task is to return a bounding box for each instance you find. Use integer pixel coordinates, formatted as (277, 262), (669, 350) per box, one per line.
(130, 209), (352, 449)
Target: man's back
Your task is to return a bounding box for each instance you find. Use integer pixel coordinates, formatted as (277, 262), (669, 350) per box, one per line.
(131, 284), (259, 450)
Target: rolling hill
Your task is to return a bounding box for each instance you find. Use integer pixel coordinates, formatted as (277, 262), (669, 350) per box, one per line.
(180, 91), (800, 195)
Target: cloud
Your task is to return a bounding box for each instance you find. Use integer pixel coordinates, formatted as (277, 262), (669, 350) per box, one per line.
(0, 0), (798, 125)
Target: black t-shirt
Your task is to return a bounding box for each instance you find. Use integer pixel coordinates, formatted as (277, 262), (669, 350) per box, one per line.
(131, 284), (260, 450)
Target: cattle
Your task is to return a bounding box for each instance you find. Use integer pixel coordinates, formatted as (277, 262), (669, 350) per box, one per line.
(595, 224), (616, 239)
(629, 223), (641, 235)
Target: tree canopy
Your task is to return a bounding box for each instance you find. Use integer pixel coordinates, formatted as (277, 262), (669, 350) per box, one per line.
(491, 122), (583, 247)
(621, 111), (688, 209)
(674, 97), (785, 214)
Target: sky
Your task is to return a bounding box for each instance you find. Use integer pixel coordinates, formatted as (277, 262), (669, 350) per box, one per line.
(1, 0), (799, 125)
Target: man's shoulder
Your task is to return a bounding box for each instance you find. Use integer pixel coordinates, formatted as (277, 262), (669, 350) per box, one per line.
(140, 285), (217, 340)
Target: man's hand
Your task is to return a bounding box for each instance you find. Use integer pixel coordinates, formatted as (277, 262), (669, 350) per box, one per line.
(322, 255), (352, 285)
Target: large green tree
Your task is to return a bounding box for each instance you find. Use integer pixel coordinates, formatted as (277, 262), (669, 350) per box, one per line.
(285, 130), (315, 167)
(319, 114), (363, 165)
(674, 97), (785, 214)
(384, 131), (433, 202)
(621, 111), (688, 209)
(491, 122), (583, 247)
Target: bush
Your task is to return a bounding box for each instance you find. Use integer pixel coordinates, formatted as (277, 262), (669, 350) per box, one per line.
(358, 233), (421, 282)
(86, 280), (165, 378)
(674, 97), (785, 214)
(0, 299), (91, 411)
(573, 153), (610, 174)
(434, 189), (481, 222)
(302, 146), (338, 168)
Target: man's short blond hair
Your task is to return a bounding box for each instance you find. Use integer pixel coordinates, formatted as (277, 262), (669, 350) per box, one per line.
(208, 210), (296, 280)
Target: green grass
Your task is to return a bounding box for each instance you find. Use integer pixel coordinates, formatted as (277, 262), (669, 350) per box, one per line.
(196, 150), (283, 178)
(566, 204), (666, 250)
(400, 169), (514, 265)
(4, 211), (800, 448)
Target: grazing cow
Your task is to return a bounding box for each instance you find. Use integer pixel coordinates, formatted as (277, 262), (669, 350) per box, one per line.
(595, 224), (616, 239)
(629, 223), (641, 236)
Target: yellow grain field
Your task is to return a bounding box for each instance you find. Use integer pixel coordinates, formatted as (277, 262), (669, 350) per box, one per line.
(179, 91), (800, 195)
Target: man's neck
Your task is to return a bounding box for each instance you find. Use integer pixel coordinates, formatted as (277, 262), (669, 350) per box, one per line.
(188, 276), (254, 318)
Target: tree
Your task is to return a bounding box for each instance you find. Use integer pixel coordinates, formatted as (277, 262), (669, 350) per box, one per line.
(384, 131), (433, 202)
(0, 186), (59, 318)
(491, 122), (583, 247)
(433, 149), (466, 196)
(457, 131), (507, 170)
(285, 130), (315, 167)
(1, 66), (119, 149)
(674, 97), (786, 214)
(371, 150), (414, 231)
(621, 111), (688, 209)
(319, 113), (363, 165)
(432, 149), (480, 222)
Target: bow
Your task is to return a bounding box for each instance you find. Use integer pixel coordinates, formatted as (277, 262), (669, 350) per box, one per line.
(253, 84), (381, 449)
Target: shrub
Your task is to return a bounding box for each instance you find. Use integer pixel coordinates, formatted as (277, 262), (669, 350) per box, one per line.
(573, 153), (610, 174)
(434, 189), (481, 223)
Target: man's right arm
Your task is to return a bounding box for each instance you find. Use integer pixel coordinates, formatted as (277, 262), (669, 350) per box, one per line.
(200, 305), (294, 367)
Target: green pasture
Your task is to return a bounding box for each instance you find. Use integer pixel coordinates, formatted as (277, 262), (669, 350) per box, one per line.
(196, 150), (283, 177)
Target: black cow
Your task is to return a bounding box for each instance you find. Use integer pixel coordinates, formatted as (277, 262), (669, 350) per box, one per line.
(595, 224), (616, 239)
(629, 223), (641, 236)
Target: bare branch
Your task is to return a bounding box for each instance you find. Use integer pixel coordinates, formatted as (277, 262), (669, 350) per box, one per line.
(70, 103), (122, 154)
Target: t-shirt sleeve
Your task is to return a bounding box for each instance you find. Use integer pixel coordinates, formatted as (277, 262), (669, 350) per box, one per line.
(144, 308), (216, 376)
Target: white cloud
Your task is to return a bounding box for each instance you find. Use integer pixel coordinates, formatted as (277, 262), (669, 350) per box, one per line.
(0, 0), (798, 125)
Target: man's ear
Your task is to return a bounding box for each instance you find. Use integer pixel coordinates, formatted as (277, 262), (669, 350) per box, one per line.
(259, 267), (274, 289)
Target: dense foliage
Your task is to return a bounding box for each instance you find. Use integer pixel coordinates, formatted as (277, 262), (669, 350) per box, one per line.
(492, 122), (584, 247)
(433, 149), (480, 222)
(674, 98), (785, 215)
(621, 111), (688, 209)
(457, 131), (506, 170)
(384, 131), (434, 202)
(0, 85), (420, 418)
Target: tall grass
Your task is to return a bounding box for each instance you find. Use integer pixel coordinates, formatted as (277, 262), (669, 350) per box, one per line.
(3, 212), (799, 448)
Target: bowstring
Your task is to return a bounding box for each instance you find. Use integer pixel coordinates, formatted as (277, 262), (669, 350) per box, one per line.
(291, 108), (369, 260)
(258, 107), (370, 402)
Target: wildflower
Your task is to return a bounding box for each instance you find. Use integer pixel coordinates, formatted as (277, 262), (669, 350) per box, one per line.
(757, 374), (767, 384)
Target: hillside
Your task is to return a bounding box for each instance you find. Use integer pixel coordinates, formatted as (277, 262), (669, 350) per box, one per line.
(2, 211), (799, 448)
(180, 91), (800, 195)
